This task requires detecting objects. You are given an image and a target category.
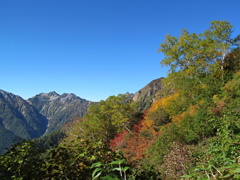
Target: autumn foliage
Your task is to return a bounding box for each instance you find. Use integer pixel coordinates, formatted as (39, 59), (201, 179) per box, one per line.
(1, 21), (239, 180)
(110, 118), (158, 164)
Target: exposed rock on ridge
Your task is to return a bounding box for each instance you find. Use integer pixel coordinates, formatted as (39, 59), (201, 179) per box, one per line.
(133, 77), (164, 111)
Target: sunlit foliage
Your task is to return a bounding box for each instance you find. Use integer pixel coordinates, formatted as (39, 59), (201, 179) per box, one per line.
(0, 20), (239, 179)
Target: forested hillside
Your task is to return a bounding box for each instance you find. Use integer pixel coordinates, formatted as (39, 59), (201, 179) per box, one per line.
(0, 20), (239, 179)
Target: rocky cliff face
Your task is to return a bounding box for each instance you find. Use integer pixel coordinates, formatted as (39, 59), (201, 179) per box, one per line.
(28, 92), (93, 133)
(133, 77), (164, 111)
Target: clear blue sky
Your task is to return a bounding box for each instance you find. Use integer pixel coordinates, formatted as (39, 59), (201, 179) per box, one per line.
(1, 0), (239, 101)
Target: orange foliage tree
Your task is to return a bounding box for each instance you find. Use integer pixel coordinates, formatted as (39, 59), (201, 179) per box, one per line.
(110, 118), (158, 164)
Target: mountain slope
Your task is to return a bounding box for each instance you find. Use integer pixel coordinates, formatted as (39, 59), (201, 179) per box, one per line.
(133, 77), (164, 111)
(0, 90), (48, 153)
(28, 92), (93, 133)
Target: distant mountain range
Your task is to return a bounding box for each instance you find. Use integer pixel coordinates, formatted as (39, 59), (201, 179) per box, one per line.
(0, 90), (93, 154)
(27, 91), (92, 134)
(0, 77), (163, 153)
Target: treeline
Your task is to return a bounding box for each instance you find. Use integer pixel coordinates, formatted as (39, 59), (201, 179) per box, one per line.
(0, 20), (239, 179)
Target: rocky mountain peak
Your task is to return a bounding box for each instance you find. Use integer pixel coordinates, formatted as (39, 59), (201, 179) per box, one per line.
(0, 89), (21, 101)
(27, 91), (92, 134)
(36, 91), (60, 101)
(48, 91), (59, 96)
